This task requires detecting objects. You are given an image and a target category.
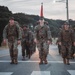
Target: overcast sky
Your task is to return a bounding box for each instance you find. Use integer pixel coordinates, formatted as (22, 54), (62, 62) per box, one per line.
(0, 0), (75, 20)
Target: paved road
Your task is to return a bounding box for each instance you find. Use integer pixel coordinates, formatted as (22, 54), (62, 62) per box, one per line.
(0, 44), (75, 75)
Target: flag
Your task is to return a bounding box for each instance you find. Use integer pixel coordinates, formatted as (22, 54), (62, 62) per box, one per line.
(40, 3), (43, 18)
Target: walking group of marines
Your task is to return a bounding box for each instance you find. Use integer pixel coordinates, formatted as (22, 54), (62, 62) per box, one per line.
(2, 16), (75, 65)
(3, 17), (36, 64)
(57, 22), (75, 65)
(2, 15), (51, 64)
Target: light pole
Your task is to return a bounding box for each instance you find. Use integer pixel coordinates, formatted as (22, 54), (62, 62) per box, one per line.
(66, 0), (69, 23)
(55, 0), (69, 23)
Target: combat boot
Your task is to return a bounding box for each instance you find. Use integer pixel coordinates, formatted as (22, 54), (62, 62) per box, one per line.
(22, 56), (25, 60)
(44, 59), (48, 64)
(63, 58), (66, 64)
(10, 59), (14, 64)
(66, 59), (70, 65)
(39, 59), (43, 65)
(14, 59), (18, 64)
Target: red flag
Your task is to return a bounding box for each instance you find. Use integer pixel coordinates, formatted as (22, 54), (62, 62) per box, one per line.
(40, 3), (43, 18)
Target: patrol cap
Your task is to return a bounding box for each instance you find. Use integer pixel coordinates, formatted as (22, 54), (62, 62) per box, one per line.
(22, 24), (28, 28)
(9, 17), (14, 20)
(39, 17), (44, 22)
(64, 22), (69, 25)
(39, 17), (44, 20)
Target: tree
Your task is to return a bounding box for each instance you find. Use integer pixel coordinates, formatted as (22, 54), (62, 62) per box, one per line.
(0, 6), (12, 46)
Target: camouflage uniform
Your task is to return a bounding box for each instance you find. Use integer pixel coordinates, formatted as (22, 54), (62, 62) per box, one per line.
(71, 26), (75, 58)
(21, 27), (33, 59)
(3, 21), (21, 64)
(34, 23), (52, 63)
(58, 24), (75, 64)
(31, 32), (36, 53)
(28, 30), (36, 58)
(28, 30), (36, 57)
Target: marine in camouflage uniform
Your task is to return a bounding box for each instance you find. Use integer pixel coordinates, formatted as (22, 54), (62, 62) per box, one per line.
(27, 29), (36, 58)
(31, 32), (36, 54)
(34, 19), (52, 64)
(3, 17), (21, 64)
(28, 30), (36, 56)
(58, 22), (75, 65)
(21, 25), (33, 60)
(71, 26), (75, 58)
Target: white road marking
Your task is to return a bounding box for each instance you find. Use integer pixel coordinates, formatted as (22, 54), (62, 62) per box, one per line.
(31, 71), (50, 75)
(0, 55), (9, 58)
(0, 60), (75, 63)
(0, 71), (75, 75)
(0, 72), (13, 75)
(67, 70), (75, 75)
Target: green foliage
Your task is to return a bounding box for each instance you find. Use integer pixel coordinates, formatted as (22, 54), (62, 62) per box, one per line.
(0, 6), (12, 46)
(13, 13), (38, 27)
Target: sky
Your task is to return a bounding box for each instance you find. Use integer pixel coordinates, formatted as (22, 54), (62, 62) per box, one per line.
(0, 0), (75, 20)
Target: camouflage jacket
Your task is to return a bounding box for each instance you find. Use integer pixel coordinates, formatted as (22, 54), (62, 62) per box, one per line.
(22, 29), (33, 43)
(34, 24), (52, 41)
(3, 22), (21, 41)
(58, 29), (75, 45)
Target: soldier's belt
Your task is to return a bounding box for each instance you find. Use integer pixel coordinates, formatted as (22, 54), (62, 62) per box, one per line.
(62, 41), (71, 46)
(39, 36), (45, 39)
(7, 34), (17, 37)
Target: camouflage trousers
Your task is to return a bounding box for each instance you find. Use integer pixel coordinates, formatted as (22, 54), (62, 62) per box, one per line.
(21, 41), (30, 57)
(61, 45), (73, 59)
(37, 41), (49, 60)
(21, 42), (26, 57)
(8, 40), (18, 60)
(29, 42), (36, 54)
